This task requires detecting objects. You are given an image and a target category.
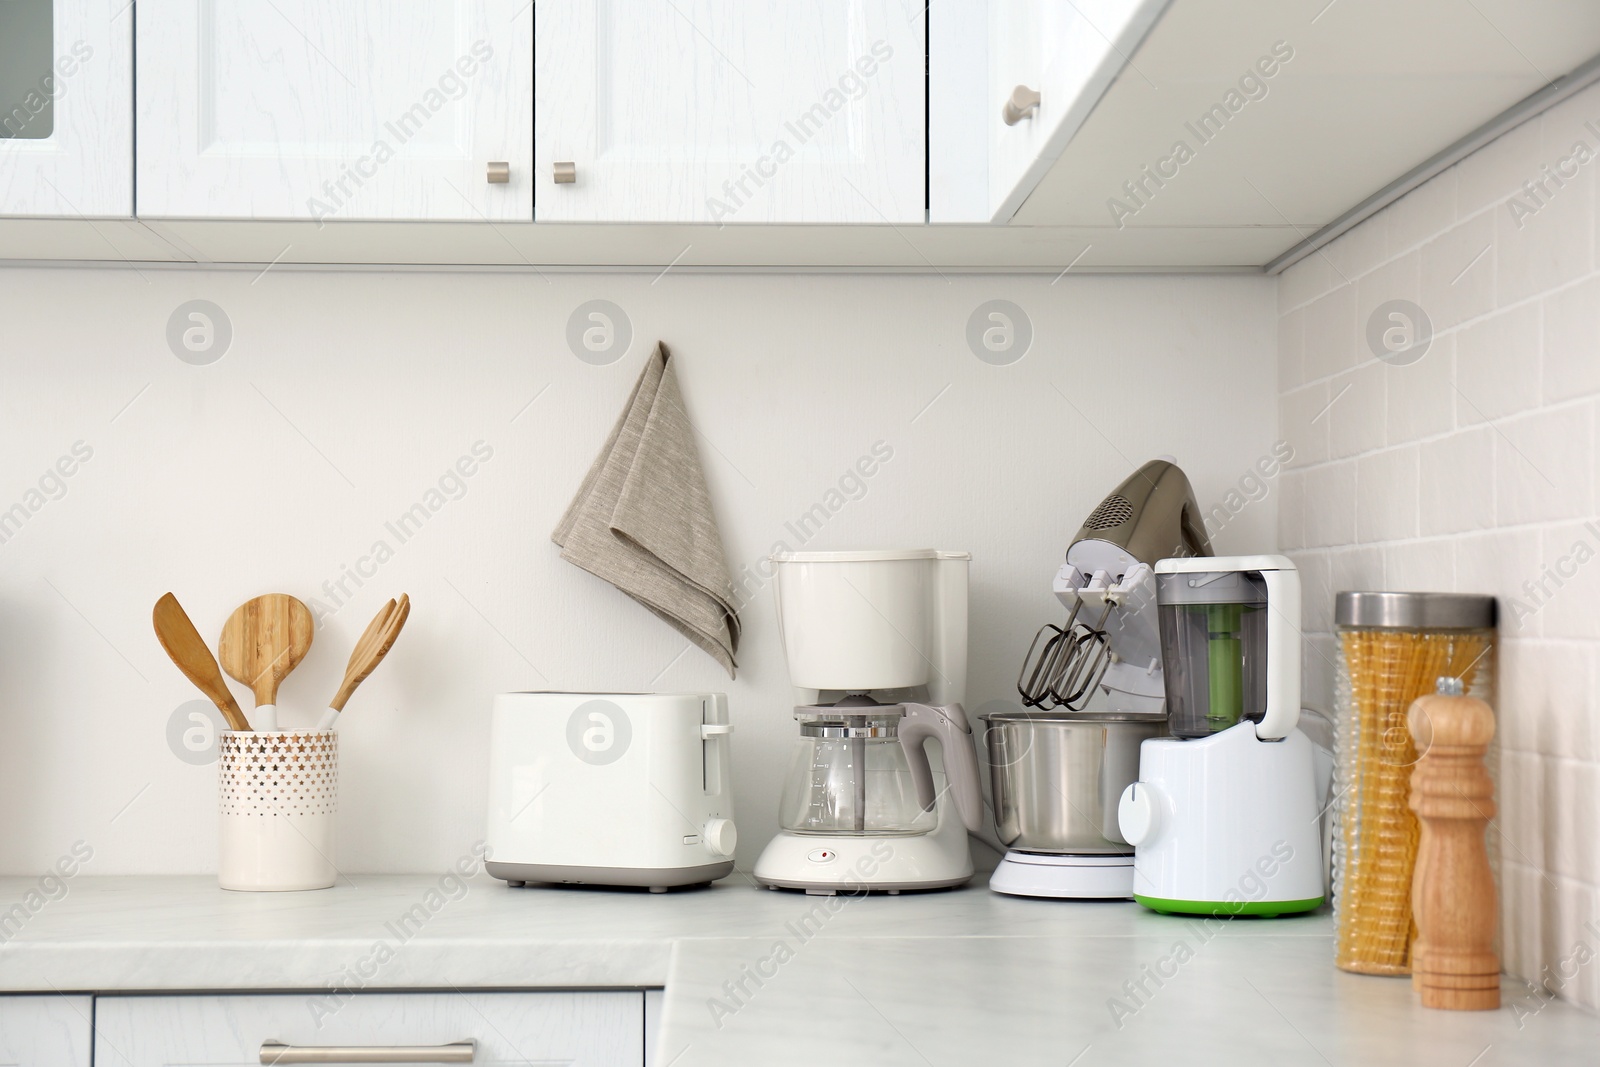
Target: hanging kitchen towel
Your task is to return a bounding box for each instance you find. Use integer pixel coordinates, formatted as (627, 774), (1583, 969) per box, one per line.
(553, 342), (741, 676)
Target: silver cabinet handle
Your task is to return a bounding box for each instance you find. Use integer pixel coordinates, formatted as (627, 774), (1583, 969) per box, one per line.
(261, 1040), (476, 1064)
(553, 161), (577, 184)
(486, 162), (510, 184)
(1002, 85), (1041, 125)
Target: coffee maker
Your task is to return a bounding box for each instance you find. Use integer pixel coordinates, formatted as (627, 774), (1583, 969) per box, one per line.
(1117, 555), (1324, 916)
(752, 550), (984, 894)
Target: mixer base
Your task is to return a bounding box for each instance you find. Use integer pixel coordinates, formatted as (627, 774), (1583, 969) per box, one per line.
(989, 851), (1135, 899)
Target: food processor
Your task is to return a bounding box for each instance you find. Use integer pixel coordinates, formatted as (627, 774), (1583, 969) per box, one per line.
(753, 550), (984, 894)
(1117, 555), (1325, 916)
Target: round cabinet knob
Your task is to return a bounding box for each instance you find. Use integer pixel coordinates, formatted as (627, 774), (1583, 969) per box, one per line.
(1118, 782), (1160, 847)
(486, 161), (510, 184)
(702, 818), (737, 857)
(1002, 85), (1041, 126)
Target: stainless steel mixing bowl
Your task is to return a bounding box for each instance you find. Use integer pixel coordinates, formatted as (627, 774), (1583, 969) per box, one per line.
(983, 711), (1167, 853)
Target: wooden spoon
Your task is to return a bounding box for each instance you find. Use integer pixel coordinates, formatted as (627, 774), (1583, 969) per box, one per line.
(318, 594), (410, 729)
(152, 593), (252, 733)
(218, 594), (314, 732)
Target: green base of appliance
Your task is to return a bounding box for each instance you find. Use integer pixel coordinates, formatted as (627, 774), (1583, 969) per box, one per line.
(1133, 894), (1323, 918)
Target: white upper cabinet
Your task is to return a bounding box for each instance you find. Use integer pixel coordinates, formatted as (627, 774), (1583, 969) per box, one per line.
(135, 2), (532, 221)
(983, 0), (1170, 223)
(0, 0), (132, 217)
(534, 0), (925, 223)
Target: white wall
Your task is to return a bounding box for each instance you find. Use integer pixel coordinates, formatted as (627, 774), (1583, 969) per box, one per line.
(1277, 83), (1600, 1011)
(0, 266), (1277, 882)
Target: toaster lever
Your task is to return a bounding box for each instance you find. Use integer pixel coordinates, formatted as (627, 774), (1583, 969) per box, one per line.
(700, 723), (733, 739)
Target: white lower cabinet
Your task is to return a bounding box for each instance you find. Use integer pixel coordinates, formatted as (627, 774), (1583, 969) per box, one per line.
(0, 995), (92, 1067)
(93, 992), (645, 1067)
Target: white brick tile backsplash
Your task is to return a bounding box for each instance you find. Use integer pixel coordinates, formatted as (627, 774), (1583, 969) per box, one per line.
(1454, 303), (1542, 425)
(1277, 307), (1305, 392)
(1547, 759), (1599, 884)
(1382, 537), (1455, 590)
(1454, 527), (1545, 636)
(1502, 639), (1595, 762)
(1302, 284), (1358, 381)
(1302, 461), (1356, 546)
(1494, 403), (1593, 526)
(1278, 383), (1330, 468)
(1384, 332), (1455, 442)
(1418, 424), (1494, 535)
(1356, 446), (1419, 542)
(1281, 80), (1600, 1013)
(1419, 210), (1496, 332)
(1327, 363), (1386, 458)
(1494, 149), (1595, 306)
(1542, 276), (1600, 404)
(1537, 522), (1600, 641)
(1278, 253), (1338, 315)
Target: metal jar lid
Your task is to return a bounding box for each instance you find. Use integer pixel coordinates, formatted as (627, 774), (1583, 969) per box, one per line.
(1335, 591), (1497, 630)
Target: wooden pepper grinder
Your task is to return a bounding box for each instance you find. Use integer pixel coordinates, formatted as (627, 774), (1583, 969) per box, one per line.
(1408, 676), (1499, 1010)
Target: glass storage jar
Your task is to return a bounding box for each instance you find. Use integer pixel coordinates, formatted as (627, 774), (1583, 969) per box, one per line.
(1332, 591), (1496, 975)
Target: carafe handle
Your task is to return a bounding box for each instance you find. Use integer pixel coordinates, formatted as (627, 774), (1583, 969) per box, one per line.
(900, 703), (985, 832)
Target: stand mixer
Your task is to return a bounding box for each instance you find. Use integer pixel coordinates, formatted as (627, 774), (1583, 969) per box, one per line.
(990, 460), (1211, 899)
(753, 550), (984, 894)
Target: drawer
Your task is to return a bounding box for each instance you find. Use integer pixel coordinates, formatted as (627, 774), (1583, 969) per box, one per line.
(0, 995), (93, 1067)
(94, 992), (643, 1067)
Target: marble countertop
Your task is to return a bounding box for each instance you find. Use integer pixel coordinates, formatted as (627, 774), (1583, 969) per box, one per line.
(0, 874), (1593, 1066)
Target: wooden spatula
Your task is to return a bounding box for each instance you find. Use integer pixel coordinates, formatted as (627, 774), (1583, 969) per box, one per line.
(152, 592), (252, 733)
(318, 594), (410, 729)
(218, 594), (314, 731)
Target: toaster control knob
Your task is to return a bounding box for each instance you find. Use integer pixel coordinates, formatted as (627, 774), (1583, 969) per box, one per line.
(702, 818), (737, 857)
(1118, 782), (1160, 847)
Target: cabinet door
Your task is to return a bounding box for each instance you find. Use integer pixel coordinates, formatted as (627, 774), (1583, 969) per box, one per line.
(0, 996), (93, 1067)
(93, 992), (642, 1067)
(0, 0), (131, 217)
(536, 0), (924, 223)
(987, 0), (1169, 221)
(135, 3), (532, 221)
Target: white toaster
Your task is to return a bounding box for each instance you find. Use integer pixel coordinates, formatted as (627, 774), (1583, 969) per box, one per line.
(485, 692), (737, 891)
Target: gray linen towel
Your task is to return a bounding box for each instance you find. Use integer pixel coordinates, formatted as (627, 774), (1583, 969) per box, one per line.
(552, 342), (740, 676)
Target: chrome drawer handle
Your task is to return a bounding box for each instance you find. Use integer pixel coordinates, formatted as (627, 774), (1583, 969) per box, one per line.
(260, 1039), (476, 1064)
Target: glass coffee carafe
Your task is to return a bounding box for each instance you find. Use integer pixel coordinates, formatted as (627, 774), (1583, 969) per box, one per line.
(778, 708), (935, 836)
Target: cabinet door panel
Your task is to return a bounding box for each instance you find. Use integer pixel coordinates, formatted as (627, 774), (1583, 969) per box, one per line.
(0, 0), (132, 217)
(536, 0), (924, 223)
(0, 995), (93, 1067)
(136, 3), (532, 220)
(987, 0), (1169, 222)
(94, 992), (643, 1067)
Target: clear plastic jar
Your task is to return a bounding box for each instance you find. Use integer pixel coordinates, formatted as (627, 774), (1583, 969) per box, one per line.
(1332, 592), (1496, 976)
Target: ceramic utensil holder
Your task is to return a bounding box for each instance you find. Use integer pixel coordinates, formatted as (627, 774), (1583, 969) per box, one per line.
(218, 730), (338, 891)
